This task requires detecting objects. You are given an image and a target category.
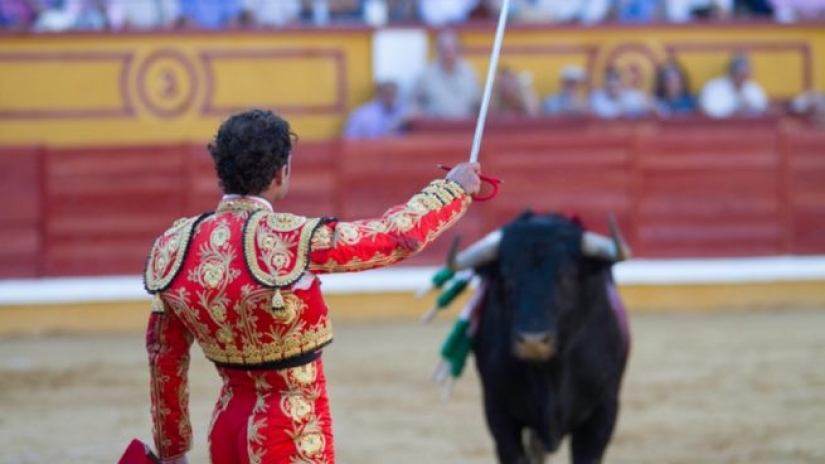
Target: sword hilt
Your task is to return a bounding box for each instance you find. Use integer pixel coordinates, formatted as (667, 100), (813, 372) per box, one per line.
(438, 164), (501, 202)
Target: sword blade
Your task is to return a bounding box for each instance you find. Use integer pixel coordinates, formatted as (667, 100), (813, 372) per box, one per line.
(469, 0), (511, 164)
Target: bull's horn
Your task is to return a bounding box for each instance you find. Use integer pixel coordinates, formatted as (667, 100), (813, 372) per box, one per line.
(608, 213), (632, 261)
(449, 229), (502, 271)
(580, 214), (631, 261)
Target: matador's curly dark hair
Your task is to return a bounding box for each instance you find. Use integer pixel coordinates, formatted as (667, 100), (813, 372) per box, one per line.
(208, 109), (297, 195)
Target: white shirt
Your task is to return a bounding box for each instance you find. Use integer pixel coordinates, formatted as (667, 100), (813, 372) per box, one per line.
(242, 0), (302, 26)
(122, 0), (179, 29)
(418, 0), (479, 26)
(700, 76), (768, 118)
(514, 0), (586, 22)
(590, 89), (650, 119)
(415, 60), (480, 119)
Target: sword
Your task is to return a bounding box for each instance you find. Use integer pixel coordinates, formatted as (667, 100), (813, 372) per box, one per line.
(471, 0), (511, 165)
(440, 0), (510, 201)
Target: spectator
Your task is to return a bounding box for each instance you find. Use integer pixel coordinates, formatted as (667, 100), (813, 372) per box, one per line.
(770, 0), (825, 21)
(664, 0), (735, 21)
(0, 0), (39, 29)
(329, 0), (363, 21)
(72, 0), (124, 30)
(176, 0), (242, 29)
(490, 67), (540, 117)
(242, 0), (302, 26)
(735, 0), (773, 16)
(413, 30), (480, 119)
(614, 0), (663, 22)
(299, 0), (366, 24)
(512, 0), (588, 23)
(654, 63), (697, 115)
(789, 90), (825, 128)
(543, 65), (589, 116)
(32, 0), (124, 31)
(699, 54), (767, 118)
(32, 0), (77, 31)
(343, 81), (410, 139)
(121, 0), (179, 29)
(386, 0), (417, 21)
(590, 66), (652, 118)
(418, 0), (479, 25)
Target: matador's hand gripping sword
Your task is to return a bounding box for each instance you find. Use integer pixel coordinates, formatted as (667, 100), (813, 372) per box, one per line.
(440, 0), (510, 202)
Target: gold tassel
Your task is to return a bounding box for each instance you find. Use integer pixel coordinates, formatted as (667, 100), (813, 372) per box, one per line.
(151, 294), (165, 314)
(272, 288), (285, 309)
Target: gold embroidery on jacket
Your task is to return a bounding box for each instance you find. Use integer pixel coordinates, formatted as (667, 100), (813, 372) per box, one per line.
(170, 267), (331, 365)
(235, 284), (270, 350)
(311, 249), (407, 273)
(309, 180), (469, 273)
(164, 288), (212, 343)
(145, 216), (201, 292)
(196, 314), (331, 366)
(310, 225), (333, 250)
(245, 211), (322, 288)
(273, 292), (302, 324)
(187, 218), (240, 344)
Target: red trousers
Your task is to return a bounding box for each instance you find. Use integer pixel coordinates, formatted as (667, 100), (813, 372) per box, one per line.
(209, 359), (334, 463)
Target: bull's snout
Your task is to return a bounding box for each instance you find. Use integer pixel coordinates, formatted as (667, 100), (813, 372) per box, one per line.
(513, 332), (556, 361)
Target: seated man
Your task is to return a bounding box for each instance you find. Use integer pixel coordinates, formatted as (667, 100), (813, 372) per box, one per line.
(512, 0), (587, 23)
(789, 89), (825, 127)
(771, 0), (825, 21)
(418, 0), (479, 25)
(122, 0), (179, 29)
(0, 0), (39, 30)
(413, 30), (480, 119)
(176, 0), (242, 29)
(699, 54), (768, 118)
(241, 0), (302, 26)
(343, 81), (410, 139)
(590, 66), (651, 119)
(490, 67), (540, 117)
(543, 66), (589, 116)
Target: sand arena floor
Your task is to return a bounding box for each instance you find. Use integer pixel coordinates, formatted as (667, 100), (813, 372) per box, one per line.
(1, 309), (824, 464)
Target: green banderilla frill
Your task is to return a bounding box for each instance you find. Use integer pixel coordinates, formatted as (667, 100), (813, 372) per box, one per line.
(439, 318), (473, 378)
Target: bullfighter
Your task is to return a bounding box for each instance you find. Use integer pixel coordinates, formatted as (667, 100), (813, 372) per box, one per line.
(142, 109), (481, 463)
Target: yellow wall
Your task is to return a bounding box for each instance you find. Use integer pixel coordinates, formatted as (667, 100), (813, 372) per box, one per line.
(0, 24), (823, 146)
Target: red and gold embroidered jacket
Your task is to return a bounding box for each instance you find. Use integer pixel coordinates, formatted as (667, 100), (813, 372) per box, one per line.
(143, 179), (470, 459)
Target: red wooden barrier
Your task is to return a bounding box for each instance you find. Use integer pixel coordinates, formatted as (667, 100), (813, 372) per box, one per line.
(338, 135), (483, 266)
(635, 122), (782, 257)
(2, 117), (824, 278)
(44, 145), (188, 276)
(784, 126), (825, 254)
(0, 146), (43, 278)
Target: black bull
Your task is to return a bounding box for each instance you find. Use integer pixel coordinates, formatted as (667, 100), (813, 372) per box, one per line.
(472, 212), (630, 464)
